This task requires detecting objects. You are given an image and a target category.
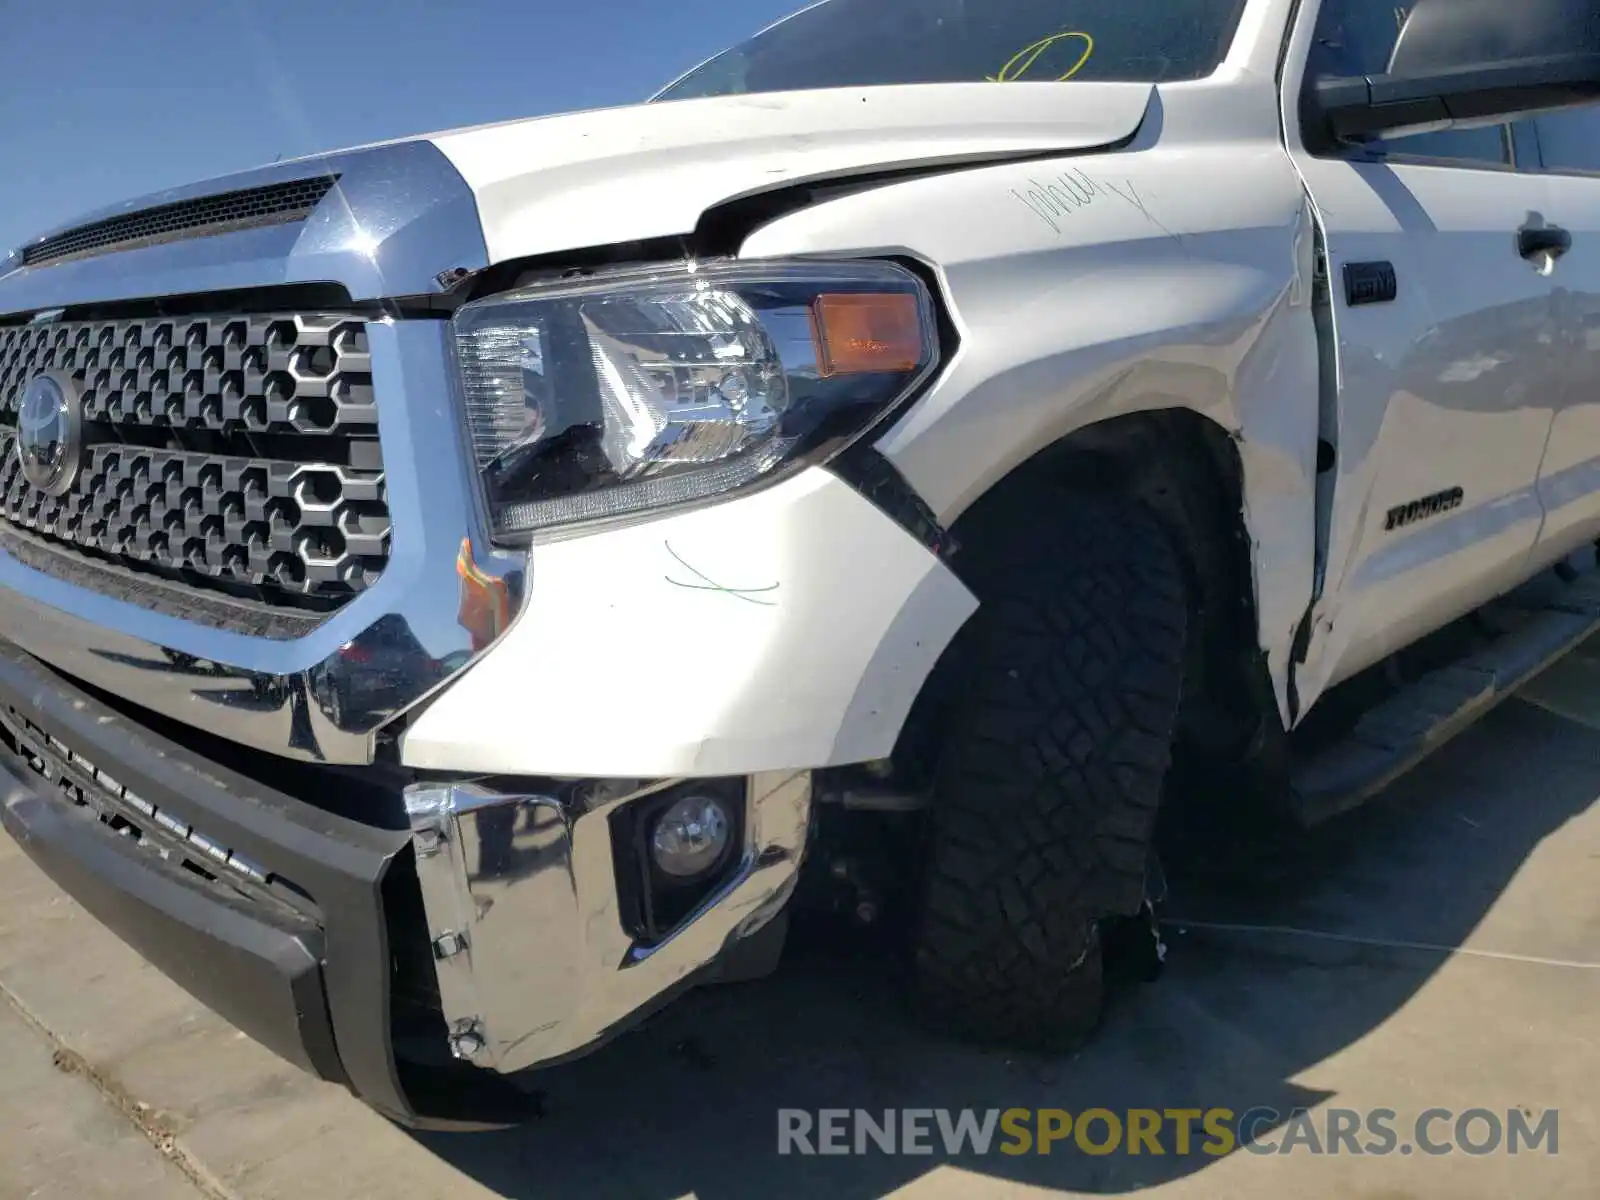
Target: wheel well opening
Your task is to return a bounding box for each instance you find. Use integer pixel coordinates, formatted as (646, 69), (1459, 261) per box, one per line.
(889, 409), (1275, 791)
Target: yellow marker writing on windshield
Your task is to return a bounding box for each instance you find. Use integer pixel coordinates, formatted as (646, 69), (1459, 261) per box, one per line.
(991, 32), (1094, 83)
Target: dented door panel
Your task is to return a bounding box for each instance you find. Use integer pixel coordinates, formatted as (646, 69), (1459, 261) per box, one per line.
(1280, 0), (1561, 711)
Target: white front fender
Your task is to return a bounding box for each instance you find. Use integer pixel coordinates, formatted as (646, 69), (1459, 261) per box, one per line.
(400, 467), (977, 778)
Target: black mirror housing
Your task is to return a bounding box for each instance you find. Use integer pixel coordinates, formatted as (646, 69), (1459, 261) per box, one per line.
(1308, 0), (1600, 147)
(1388, 0), (1600, 74)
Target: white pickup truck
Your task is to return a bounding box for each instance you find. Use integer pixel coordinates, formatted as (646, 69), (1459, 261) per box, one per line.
(2, 0), (1599, 1126)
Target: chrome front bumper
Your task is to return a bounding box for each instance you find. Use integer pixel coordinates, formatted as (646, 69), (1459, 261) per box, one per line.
(403, 771), (810, 1075)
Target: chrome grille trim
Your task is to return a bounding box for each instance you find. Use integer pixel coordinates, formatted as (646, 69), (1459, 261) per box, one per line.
(0, 321), (526, 766)
(19, 177), (338, 268)
(0, 142), (519, 766)
(0, 141), (490, 313)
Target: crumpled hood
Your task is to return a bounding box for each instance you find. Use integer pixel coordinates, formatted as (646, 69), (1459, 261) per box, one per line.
(427, 82), (1154, 264)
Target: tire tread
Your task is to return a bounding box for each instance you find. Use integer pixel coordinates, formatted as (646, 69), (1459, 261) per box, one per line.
(912, 492), (1188, 1048)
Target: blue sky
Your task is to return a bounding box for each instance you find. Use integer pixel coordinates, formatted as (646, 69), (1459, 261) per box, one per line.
(0, 0), (799, 253)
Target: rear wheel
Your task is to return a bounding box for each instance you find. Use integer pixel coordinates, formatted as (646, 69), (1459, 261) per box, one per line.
(911, 491), (1189, 1048)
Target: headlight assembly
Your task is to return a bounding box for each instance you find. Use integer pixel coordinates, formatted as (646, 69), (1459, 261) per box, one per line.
(451, 259), (938, 537)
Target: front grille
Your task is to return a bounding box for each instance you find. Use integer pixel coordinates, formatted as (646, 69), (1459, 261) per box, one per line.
(19, 177), (337, 268)
(0, 702), (308, 915)
(0, 312), (390, 611)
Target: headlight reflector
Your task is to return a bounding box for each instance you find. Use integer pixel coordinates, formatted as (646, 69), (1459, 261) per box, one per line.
(452, 259), (936, 536)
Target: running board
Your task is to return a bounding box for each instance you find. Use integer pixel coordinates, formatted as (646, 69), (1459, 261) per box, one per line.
(1289, 572), (1600, 826)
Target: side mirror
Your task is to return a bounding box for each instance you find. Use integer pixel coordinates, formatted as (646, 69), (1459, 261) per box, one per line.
(1309, 0), (1600, 144)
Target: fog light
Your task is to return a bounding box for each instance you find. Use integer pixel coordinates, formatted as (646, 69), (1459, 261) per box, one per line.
(650, 794), (734, 879)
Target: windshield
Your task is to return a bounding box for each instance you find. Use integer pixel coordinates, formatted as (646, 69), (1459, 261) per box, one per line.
(656, 0), (1249, 101)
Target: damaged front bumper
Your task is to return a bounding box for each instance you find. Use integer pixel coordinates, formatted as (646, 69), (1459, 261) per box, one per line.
(403, 772), (810, 1074)
(0, 634), (811, 1125)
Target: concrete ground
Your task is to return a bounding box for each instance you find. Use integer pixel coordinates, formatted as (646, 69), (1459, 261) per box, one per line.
(1, 650), (1597, 1199)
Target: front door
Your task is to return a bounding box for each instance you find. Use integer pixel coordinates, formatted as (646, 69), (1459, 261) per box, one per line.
(1282, 0), (1563, 712)
(1524, 104), (1600, 567)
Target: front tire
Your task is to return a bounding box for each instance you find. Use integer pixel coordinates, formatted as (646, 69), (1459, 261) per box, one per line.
(911, 491), (1188, 1049)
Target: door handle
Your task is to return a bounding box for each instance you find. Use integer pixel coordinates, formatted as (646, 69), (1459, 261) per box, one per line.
(1518, 224), (1572, 266)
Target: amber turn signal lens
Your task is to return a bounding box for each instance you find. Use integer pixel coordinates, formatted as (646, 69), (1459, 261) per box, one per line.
(811, 292), (926, 377)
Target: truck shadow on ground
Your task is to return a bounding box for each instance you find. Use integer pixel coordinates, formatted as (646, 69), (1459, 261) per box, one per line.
(412, 698), (1598, 1199)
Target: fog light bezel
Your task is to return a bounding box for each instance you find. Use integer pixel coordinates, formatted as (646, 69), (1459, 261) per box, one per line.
(610, 779), (748, 943)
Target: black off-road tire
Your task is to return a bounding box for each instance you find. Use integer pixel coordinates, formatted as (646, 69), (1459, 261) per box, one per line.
(911, 491), (1189, 1049)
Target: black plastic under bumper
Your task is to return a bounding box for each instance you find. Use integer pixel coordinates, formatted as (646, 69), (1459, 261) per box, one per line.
(0, 776), (341, 1079)
(0, 639), (419, 1121)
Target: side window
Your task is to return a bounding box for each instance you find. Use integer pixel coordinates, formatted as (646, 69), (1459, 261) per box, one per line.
(1533, 106), (1600, 174)
(1382, 125), (1511, 166)
(1306, 0), (1511, 166)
